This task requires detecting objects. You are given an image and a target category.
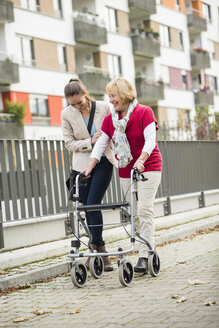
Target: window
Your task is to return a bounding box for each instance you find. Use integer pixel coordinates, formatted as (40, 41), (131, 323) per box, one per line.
(20, 0), (40, 11)
(159, 25), (171, 47)
(202, 2), (212, 23)
(175, 0), (180, 11)
(53, 0), (62, 18)
(179, 32), (184, 51)
(209, 76), (218, 94)
(16, 35), (35, 66)
(107, 54), (122, 79)
(29, 95), (48, 117)
(106, 7), (118, 33)
(160, 65), (170, 86)
(181, 70), (187, 90)
(58, 44), (67, 72)
(62, 97), (68, 108)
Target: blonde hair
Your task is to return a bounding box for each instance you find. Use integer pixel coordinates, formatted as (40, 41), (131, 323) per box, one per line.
(106, 78), (136, 103)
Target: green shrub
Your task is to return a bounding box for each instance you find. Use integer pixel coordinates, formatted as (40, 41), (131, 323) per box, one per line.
(4, 100), (25, 126)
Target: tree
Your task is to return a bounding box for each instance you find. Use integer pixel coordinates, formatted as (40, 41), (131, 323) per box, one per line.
(195, 106), (219, 140)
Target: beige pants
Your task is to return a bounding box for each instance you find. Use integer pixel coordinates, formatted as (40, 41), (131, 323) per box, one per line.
(120, 171), (161, 258)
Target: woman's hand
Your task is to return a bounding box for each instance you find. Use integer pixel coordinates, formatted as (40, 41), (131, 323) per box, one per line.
(83, 158), (99, 177)
(133, 160), (145, 173)
(91, 130), (102, 144)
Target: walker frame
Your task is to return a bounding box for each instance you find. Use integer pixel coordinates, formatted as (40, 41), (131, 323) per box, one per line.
(67, 168), (160, 287)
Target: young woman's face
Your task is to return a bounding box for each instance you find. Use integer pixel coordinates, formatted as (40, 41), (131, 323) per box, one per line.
(67, 94), (86, 112)
(108, 91), (124, 111)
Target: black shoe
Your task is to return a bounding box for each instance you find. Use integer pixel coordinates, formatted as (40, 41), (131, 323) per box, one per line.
(134, 257), (148, 274)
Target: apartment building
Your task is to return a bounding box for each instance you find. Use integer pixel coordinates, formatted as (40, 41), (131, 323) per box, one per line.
(0, 0), (218, 139)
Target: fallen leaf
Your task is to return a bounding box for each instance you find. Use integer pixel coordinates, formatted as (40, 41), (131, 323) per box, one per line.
(13, 317), (28, 323)
(18, 283), (31, 289)
(177, 296), (187, 303)
(189, 280), (205, 285)
(171, 295), (179, 299)
(75, 308), (81, 313)
(67, 308), (81, 315)
(177, 260), (186, 264)
(204, 301), (216, 306)
(0, 271), (7, 275)
(34, 310), (46, 315)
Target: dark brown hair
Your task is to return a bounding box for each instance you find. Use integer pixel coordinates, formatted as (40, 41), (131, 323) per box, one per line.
(64, 78), (94, 101)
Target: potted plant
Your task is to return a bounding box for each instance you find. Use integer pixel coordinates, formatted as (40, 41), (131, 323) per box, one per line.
(153, 31), (159, 40)
(195, 47), (208, 55)
(146, 28), (154, 37)
(4, 100), (25, 126)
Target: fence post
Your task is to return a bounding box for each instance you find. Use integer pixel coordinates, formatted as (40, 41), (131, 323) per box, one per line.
(0, 201), (4, 249)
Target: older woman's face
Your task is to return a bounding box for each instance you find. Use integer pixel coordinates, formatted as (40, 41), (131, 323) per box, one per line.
(108, 91), (124, 111)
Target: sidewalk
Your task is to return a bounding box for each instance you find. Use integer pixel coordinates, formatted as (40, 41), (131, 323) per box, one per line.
(1, 228), (218, 328)
(0, 205), (219, 291)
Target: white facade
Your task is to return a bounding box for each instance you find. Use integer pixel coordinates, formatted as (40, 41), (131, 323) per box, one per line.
(0, 0), (218, 140)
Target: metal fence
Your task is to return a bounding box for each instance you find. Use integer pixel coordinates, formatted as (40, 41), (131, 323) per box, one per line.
(0, 140), (218, 225)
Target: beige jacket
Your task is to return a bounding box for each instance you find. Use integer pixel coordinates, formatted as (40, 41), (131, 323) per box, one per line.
(61, 101), (118, 171)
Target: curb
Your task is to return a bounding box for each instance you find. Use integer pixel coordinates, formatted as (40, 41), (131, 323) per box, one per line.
(1, 215), (218, 291)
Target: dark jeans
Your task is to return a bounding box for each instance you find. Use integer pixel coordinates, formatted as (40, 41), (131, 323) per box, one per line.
(79, 156), (113, 246)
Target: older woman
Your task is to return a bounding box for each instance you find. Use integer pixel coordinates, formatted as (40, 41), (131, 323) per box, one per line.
(84, 77), (162, 274)
(61, 78), (117, 271)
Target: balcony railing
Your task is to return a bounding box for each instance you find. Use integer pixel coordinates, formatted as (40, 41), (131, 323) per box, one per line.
(191, 51), (210, 71)
(74, 12), (107, 46)
(78, 67), (110, 95)
(128, 0), (156, 19)
(187, 13), (207, 33)
(0, 59), (19, 84)
(195, 90), (214, 107)
(131, 34), (160, 58)
(0, 0), (14, 23)
(135, 78), (164, 104)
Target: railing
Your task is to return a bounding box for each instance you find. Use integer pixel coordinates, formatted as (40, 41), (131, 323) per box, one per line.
(73, 11), (105, 28)
(157, 119), (219, 141)
(0, 139), (219, 223)
(0, 113), (14, 123)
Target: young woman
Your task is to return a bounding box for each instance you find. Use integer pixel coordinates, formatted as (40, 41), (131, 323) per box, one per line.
(61, 78), (117, 271)
(84, 77), (162, 274)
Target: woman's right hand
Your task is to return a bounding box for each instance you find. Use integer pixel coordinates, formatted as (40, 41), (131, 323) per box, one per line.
(91, 130), (102, 144)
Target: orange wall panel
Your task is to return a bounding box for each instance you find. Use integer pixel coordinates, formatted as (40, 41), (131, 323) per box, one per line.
(2, 91), (32, 124)
(48, 95), (63, 126)
(192, 1), (203, 17)
(162, 0), (175, 10)
(179, 0), (185, 13)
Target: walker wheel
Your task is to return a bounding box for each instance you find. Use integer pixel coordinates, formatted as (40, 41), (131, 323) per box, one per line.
(118, 261), (134, 287)
(71, 262), (87, 288)
(148, 251), (160, 277)
(90, 256), (104, 279)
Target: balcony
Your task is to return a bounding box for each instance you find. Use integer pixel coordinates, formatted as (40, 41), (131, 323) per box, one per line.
(195, 90), (214, 107)
(0, 59), (19, 84)
(0, 0), (14, 23)
(191, 51), (210, 71)
(187, 14), (207, 34)
(0, 113), (24, 139)
(135, 78), (164, 105)
(74, 13), (107, 46)
(128, 0), (156, 20)
(131, 34), (160, 58)
(79, 69), (110, 96)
